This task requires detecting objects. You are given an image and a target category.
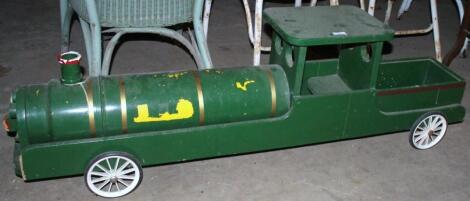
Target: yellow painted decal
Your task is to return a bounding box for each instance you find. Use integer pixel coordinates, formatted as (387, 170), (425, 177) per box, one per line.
(236, 80), (255, 91)
(203, 69), (223, 74)
(134, 99), (194, 123)
(167, 72), (187, 79)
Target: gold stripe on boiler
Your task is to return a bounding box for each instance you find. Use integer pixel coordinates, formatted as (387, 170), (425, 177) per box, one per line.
(192, 71), (205, 125)
(119, 79), (128, 133)
(86, 80), (96, 136)
(264, 68), (277, 116)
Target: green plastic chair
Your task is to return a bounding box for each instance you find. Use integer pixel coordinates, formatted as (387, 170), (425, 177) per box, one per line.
(60, 0), (213, 76)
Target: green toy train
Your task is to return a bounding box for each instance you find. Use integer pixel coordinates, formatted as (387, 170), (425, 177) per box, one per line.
(2, 6), (466, 198)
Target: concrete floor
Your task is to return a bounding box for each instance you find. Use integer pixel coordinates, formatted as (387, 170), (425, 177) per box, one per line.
(0, 0), (469, 200)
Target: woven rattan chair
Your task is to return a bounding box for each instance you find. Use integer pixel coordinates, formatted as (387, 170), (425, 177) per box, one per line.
(60, 0), (212, 76)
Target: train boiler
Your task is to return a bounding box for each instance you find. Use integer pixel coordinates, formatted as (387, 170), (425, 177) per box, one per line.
(6, 52), (290, 144)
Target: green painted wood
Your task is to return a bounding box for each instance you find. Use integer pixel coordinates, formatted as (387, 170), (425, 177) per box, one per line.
(263, 6), (395, 46)
(377, 59), (463, 89)
(59, 53), (83, 84)
(10, 57), (466, 181)
(338, 44), (374, 90)
(308, 74), (350, 94)
(376, 58), (466, 113)
(6, 6), (466, 183)
(18, 85), (465, 180)
(301, 59), (339, 95)
(266, 7), (388, 96)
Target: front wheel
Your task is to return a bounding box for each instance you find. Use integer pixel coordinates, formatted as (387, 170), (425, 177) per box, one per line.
(409, 112), (448, 150)
(85, 152), (143, 198)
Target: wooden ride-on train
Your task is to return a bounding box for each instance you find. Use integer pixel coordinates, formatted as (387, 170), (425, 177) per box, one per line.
(2, 6), (466, 198)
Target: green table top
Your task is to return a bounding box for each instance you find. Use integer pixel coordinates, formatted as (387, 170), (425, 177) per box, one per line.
(263, 5), (395, 46)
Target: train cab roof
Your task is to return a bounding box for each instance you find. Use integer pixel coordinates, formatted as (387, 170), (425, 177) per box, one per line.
(263, 5), (395, 46)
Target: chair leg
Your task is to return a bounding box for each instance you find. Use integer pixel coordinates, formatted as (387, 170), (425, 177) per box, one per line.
(394, 0), (442, 62)
(60, 0), (73, 53)
(81, 0), (103, 76)
(455, 0), (468, 56)
(203, 0), (213, 38)
(430, 0), (442, 62)
(187, 29), (205, 68)
(384, 0), (395, 24)
(253, 0), (264, 65)
(242, 0), (255, 45)
(101, 32), (125, 75)
(359, 0), (365, 10)
(310, 0), (317, 6)
(367, 0), (376, 15)
(89, 24), (102, 76)
(398, 0), (413, 18)
(242, 0), (271, 52)
(193, 27), (213, 69)
(79, 18), (93, 74)
(294, 0), (302, 7)
(194, 0), (213, 69)
(443, 1), (470, 65)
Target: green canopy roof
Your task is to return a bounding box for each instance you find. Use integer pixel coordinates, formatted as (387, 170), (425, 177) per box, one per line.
(263, 6), (395, 46)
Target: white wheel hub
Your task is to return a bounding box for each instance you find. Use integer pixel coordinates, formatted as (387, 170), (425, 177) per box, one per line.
(86, 155), (141, 198)
(411, 114), (447, 150)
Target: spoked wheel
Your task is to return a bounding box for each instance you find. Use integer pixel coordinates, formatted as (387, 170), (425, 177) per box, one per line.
(410, 112), (448, 150)
(85, 152), (143, 198)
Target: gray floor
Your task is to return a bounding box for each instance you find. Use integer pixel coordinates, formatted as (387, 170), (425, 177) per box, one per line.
(0, 0), (469, 201)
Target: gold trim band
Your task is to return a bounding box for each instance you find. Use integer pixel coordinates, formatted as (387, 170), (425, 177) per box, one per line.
(119, 79), (128, 133)
(192, 71), (205, 125)
(86, 80), (96, 136)
(265, 68), (277, 116)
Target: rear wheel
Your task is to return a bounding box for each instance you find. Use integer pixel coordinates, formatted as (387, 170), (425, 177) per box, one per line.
(410, 113), (448, 150)
(85, 152), (143, 198)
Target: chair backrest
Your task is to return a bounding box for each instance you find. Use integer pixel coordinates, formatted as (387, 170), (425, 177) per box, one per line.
(70, 0), (194, 27)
